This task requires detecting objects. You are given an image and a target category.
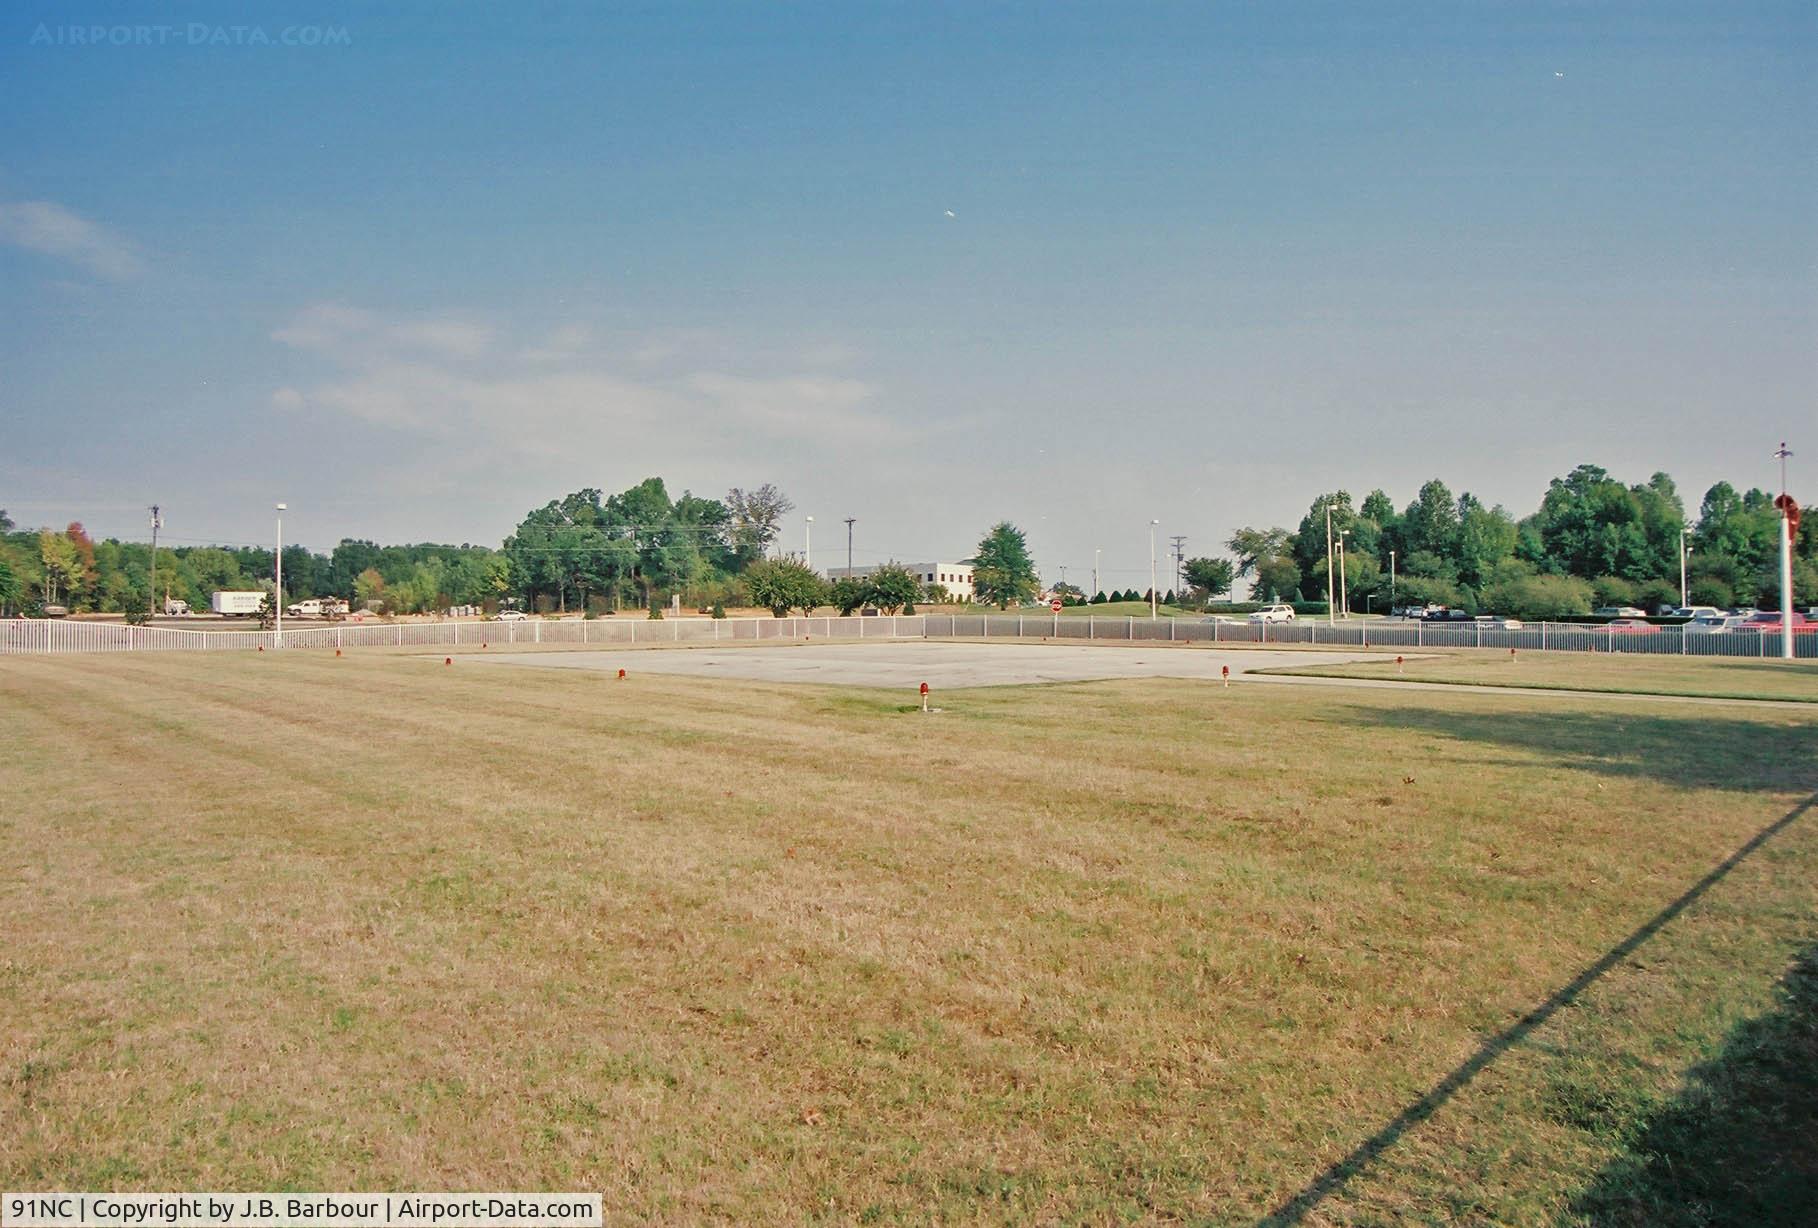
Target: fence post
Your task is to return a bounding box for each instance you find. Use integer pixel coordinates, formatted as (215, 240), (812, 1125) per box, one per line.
(1540, 622), (1546, 651)
(1089, 615), (1094, 640)
(1362, 621), (1368, 648)
(398, 624), (404, 646)
(1417, 622), (1423, 647)
(1018, 615), (1024, 637)
(1127, 617), (1133, 640)
(1170, 619), (1175, 642)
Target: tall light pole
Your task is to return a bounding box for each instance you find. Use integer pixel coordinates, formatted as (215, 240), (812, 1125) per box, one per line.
(1093, 547), (1101, 600)
(1147, 522), (1160, 614)
(843, 517), (855, 574)
(1775, 442), (1794, 660)
(1338, 529), (1351, 620)
(148, 504), (162, 619)
(1679, 528), (1689, 609)
(274, 503), (287, 645)
(1325, 504), (1335, 625)
(805, 516), (813, 570)
(1389, 549), (1397, 611)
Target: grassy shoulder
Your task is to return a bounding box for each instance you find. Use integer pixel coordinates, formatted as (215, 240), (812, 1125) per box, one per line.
(1259, 651), (1818, 703)
(1, 651), (1815, 1222)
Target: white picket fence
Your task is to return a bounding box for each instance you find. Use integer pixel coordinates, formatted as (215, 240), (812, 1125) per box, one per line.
(2, 613), (1813, 659)
(0, 615), (924, 655)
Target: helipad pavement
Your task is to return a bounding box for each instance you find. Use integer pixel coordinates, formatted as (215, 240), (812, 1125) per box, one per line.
(462, 639), (1389, 689)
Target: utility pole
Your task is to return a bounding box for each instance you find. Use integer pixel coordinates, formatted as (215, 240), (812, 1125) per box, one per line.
(1093, 548), (1100, 600)
(1169, 535), (1187, 596)
(843, 517), (855, 574)
(805, 515), (813, 570)
(148, 504), (162, 619)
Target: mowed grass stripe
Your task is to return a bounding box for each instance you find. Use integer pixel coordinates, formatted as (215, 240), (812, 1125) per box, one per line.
(1, 652), (1814, 1221)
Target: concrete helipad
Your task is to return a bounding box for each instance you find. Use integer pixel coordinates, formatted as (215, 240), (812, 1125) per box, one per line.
(463, 639), (1390, 689)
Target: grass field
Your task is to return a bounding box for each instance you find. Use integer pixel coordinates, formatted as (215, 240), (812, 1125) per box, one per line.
(2, 649), (1815, 1224)
(1266, 651), (1818, 704)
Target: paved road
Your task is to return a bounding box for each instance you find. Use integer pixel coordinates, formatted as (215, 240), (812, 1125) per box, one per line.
(465, 640), (1388, 690)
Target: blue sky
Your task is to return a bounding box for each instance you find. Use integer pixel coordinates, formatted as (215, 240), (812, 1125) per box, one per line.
(1, 1), (1812, 588)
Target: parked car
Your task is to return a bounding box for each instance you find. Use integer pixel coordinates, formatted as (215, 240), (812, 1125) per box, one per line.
(1248, 604), (1295, 623)
(1594, 606), (1648, 618)
(1420, 607), (1476, 622)
(1475, 616), (1523, 629)
(1390, 603), (1432, 618)
(1606, 619), (1660, 634)
(1737, 611), (1816, 633)
(1672, 605), (1723, 620)
(495, 609), (530, 621)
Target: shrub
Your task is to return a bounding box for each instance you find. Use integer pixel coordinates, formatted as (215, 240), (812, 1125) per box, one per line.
(1688, 577), (1734, 609)
(1481, 574), (1595, 621)
(1591, 576), (1638, 608)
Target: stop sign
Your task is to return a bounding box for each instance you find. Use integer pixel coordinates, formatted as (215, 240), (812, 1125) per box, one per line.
(1051, 599), (1063, 612)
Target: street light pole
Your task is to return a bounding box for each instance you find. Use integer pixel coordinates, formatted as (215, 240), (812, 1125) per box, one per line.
(1325, 504), (1335, 625)
(1389, 549), (1397, 611)
(274, 502), (287, 646)
(805, 516), (813, 570)
(1149, 521), (1159, 617)
(1679, 528), (1689, 609)
(1094, 548), (1101, 601)
(844, 517), (855, 574)
(1338, 529), (1351, 619)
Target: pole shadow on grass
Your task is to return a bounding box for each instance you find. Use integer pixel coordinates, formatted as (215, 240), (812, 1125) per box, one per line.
(1262, 705), (1817, 1224)
(1565, 945), (1818, 1226)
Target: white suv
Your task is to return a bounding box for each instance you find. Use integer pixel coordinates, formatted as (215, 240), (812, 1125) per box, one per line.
(1248, 603), (1296, 623)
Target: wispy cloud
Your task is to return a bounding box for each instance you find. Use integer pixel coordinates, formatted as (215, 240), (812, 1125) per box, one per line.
(268, 304), (908, 489)
(0, 200), (143, 279)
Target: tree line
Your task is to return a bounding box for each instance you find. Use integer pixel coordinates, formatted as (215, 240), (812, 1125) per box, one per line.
(1195, 465), (1814, 620)
(0, 477), (1044, 619)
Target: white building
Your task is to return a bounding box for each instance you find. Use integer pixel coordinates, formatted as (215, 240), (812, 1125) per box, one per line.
(826, 562), (975, 602)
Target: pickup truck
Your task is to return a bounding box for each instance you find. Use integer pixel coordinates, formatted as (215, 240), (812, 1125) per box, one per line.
(1247, 603), (1295, 623)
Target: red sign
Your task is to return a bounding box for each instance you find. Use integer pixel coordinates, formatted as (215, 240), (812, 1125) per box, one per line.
(1050, 599), (1063, 612)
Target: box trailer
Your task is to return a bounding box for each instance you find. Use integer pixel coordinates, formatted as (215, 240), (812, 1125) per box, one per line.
(211, 590), (267, 616)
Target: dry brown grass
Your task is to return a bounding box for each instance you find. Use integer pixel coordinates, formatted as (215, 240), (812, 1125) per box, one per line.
(1265, 649), (1818, 703)
(1, 648), (1814, 1224)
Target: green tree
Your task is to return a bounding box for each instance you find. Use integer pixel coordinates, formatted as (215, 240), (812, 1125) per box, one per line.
(1253, 555), (1302, 602)
(1402, 480), (1460, 560)
(38, 531), (81, 607)
(829, 577), (868, 615)
(0, 553), (21, 615)
(724, 484), (794, 563)
(968, 522), (1038, 609)
(1293, 492), (1355, 599)
(744, 559), (825, 617)
(1182, 557), (1235, 603)
(864, 564), (921, 614)
(1456, 497), (1518, 591)
(1226, 526), (1293, 582)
